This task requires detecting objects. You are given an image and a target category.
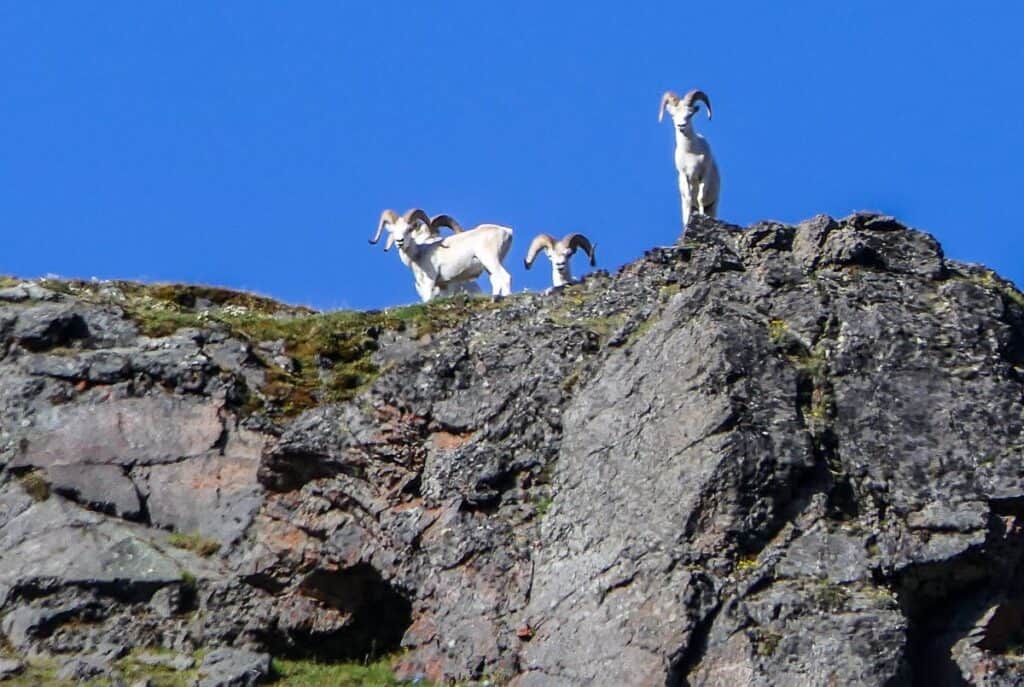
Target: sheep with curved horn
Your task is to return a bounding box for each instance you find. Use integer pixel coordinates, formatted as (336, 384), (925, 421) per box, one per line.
(659, 88), (721, 232)
(524, 233), (597, 287)
(371, 209), (481, 298)
(372, 209), (511, 301)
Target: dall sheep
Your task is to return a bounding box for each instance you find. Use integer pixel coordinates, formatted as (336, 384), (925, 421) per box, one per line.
(374, 209), (483, 298)
(370, 209), (513, 302)
(523, 233), (596, 287)
(659, 89), (721, 231)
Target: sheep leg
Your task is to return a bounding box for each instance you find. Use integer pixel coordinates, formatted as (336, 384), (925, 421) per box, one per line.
(415, 278), (436, 302)
(479, 256), (512, 297)
(678, 177), (693, 229)
(697, 179), (714, 217)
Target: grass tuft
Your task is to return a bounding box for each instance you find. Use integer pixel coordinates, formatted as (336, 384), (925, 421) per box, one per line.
(270, 656), (427, 687)
(18, 471), (50, 502)
(168, 532), (220, 558)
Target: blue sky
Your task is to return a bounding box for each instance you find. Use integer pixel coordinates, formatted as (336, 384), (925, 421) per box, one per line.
(2, 2), (1022, 310)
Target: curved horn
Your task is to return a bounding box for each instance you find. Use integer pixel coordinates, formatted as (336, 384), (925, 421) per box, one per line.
(658, 91), (679, 123)
(682, 89), (712, 120)
(370, 209), (398, 245)
(402, 208), (431, 228)
(524, 234), (556, 269)
(430, 214), (464, 233)
(564, 233), (597, 267)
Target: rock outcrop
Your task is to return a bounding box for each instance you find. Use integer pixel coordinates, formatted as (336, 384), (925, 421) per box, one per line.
(0, 213), (1022, 685)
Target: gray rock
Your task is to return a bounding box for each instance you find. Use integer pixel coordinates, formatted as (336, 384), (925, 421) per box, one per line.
(0, 658), (24, 678)
(1, 604), (81, 649)
(148, 585), (183, 618)
(0, 283), (65, 303)
(12, 395), (224, 469)
(134, 454), (263, 547)
(95, 641), (131, 662)
(0, 213), (1023, 685)
(198, 648), (270, 687)
(135, 651), (195, 670)
(11, 305), (88, 352)
(57, 655), (108, 682)
(47, 463), (142, 520)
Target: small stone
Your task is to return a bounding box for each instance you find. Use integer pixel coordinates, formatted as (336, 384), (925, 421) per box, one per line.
(0, 658), (24, 678)
(198, 648), (271, 687)
(56, 656), (107, 682)
(149, 586), (183, 618)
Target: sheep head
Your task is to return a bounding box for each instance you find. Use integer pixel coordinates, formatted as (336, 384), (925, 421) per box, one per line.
(370, 208), (434, 251)
(525, 232), (597, 287)
(659, 89), (712, 127)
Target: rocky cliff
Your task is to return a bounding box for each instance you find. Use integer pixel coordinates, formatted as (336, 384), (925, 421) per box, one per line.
(0, 214), (1023, 686)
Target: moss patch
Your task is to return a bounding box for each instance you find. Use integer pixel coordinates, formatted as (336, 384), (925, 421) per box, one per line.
(749, 627), (782, 657)
(734, 555), (759, 574)
(270, 656), (432, 687)
(61, 280), (500, 416)
(116, 651), (202, 687)
(168, 532), (220, 558)
(965, 268), (1024, 310)
(18, 471), (50, 502)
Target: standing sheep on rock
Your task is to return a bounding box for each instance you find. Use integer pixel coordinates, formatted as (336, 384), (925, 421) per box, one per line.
(659, 89), (721, 231)
(370, 209), (513, 301)
(373, 209), (483, 298)
(523, 233), (597, 287)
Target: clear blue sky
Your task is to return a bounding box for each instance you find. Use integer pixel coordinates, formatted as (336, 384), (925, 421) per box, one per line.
(2, 2), (1022, 309)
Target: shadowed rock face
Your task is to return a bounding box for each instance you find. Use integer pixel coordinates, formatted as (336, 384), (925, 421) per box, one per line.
(0, 214), (1023, 685)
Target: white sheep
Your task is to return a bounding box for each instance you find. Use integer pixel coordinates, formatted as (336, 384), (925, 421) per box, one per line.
(523, 233), (597, 287)
(659, 89), (721, 231)
(370, 210), (513, 301)
(374, 209), (483, 298)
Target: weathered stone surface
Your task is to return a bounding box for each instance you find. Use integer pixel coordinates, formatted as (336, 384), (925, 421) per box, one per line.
(134, 454), (263, 546)
(0, 213), (1023, 685)
(56, 655), (109, 682)
(0, 658), (24, 678)
(47, 463), (142, 520)
(11, 305), (89, 351)
(135, 651), (195, 670)
(12, 396), (224, 469)
(198, 648), (270, 687)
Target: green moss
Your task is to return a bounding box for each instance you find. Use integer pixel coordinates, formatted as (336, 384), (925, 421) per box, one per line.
(20, 278), (500, 416)
(749, 627), (782, 657)
(36, 279), (74, 295)
(116, 651), (201, 687)
(768, 319), (789, 345)
(180, 570), (198, 590)
(168, 532), (220, 558)
(270, 656), (431, 687)
(87, 282), (501, 417)
(734, 555), (759, 573)
(1, 656), (65, 687)
(624, 314), (658, 347)
(813, 581), (850, 613)
(18, 471), (50, 502)
(560, 366), (583, 393)
(534, 496), (553, 518)
(961, 269), (1024, 310)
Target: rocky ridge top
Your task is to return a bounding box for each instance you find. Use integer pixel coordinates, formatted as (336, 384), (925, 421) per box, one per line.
(0, 213), (1022, 686)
